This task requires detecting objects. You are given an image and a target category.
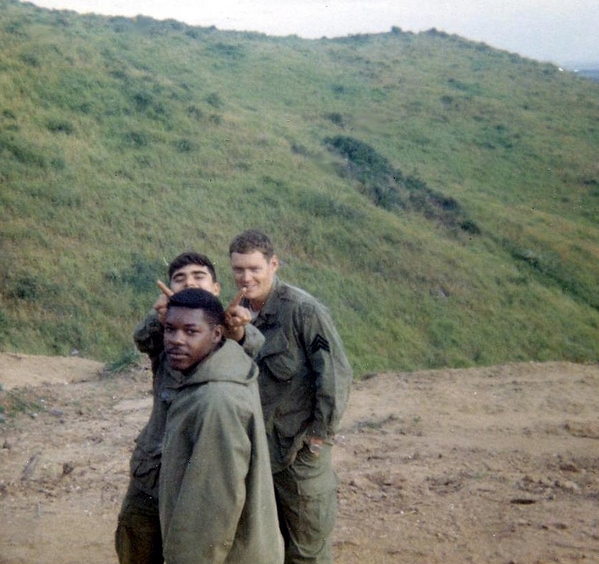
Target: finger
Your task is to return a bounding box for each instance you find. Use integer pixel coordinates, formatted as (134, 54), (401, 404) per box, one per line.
(157, 279), (174, 297)
(227, 287), (246, 309)
(153, 294), (169, 310)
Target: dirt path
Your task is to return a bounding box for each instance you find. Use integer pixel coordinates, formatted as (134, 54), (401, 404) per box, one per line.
(1, 354), (599, 563)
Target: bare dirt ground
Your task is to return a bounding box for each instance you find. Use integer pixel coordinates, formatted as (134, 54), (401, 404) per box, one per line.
(1, 352), (599, 564)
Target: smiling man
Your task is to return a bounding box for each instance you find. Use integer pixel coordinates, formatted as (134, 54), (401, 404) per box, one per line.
(229, 229), (353, 564)
(159, 288), (283, 564)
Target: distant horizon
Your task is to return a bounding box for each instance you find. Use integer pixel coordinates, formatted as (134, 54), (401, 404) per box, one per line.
(27, 0), (599, 67)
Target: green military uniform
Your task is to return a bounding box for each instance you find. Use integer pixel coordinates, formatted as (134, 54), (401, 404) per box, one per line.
(244, 277), (353, 564)
(159, 339), (284, 564)
(115, 312), (264, 564)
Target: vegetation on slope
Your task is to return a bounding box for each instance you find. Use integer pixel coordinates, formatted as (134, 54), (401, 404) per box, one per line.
(1, 1), (599, 374)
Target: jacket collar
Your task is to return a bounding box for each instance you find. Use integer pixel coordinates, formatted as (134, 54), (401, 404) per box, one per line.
(245, 276), (283, 324)
(178, 339), (257, 388)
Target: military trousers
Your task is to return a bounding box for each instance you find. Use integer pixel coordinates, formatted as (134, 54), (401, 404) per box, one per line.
(273, 443), (338, 564)
(115, 481), (163, 564)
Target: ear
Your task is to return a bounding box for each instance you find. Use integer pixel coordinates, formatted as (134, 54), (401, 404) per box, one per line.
(270, 254), (279, 273)
(212, 282), (222, 297)
(212, 324), (224, 344)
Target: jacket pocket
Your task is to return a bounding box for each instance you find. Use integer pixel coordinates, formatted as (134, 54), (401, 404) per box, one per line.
(259, 330), (295, 382)
(130, 452), (161, 492)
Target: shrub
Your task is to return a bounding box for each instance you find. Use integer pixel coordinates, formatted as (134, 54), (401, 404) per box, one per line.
(173, 138), (194, 152)
(0, 135), (46, 167)
(6, 275), (60, 301)
(46, 118), (74, 134)
(123, 130), (149, 148)
(20, 52), (40, 67)
(207, 42), (245, 61)
(187, 105), (204, 120)
(206, 92), (224, 109)
(104, 254), (159, 293)
(326, 112), (345, 127)
(324, 135), (478, 232)
(103, 348), (142, 376)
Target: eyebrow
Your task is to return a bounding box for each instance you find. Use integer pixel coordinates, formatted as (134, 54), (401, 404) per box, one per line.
(174, 268), (208, 276)
(165, 320), (202, 328)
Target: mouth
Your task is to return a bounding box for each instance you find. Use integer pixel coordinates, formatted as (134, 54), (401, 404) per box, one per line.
(166, 350), (187, 363)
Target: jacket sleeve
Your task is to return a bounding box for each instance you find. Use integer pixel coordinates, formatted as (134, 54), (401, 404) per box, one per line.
(299, 302), (353, 439)
(241, 324), (265, 359)
(133, 311), (164, 357)
(161, 392), (251, 564)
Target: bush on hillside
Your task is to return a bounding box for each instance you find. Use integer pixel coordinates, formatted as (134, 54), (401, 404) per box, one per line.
(324, 135), (480, 234)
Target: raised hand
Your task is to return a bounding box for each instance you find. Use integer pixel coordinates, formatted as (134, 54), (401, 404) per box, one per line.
(224, 288), (250, 342)
(154, 279), (173, 324)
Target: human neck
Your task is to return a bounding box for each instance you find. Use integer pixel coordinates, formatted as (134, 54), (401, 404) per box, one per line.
(250, 298), (266, 312)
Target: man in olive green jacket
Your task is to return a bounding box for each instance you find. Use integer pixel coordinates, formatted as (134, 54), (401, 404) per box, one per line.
(159, 288), (283, 564)
(229, 230), (353, 564)
(116, 252), (264, 564)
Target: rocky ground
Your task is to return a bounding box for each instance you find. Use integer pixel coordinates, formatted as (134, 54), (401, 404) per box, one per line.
(1, 353), (599, 563)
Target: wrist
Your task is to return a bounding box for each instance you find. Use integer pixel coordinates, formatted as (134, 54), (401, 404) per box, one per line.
(308, 441), (323, 455)
(223, 325), (245, 342)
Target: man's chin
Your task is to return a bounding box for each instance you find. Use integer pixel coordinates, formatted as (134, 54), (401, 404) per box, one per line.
(244, 288), (264, 302)
(167, 355), (190, 371)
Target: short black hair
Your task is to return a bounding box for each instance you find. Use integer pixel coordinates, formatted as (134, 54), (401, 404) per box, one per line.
(167, 288), (225, 327)
(168, 252), (217, 282)
(229, 229), (275, 259)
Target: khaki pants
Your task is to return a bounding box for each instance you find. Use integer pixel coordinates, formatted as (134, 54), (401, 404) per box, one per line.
(273, 444), (338, 564)
(115, 482), (163, 564)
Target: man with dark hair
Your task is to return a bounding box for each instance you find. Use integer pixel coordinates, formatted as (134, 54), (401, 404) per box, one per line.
(158, 288), (283, 563)
(167, 251), (218, 282)
(115, 252), (263, 564)
(229, 229), (353, 564)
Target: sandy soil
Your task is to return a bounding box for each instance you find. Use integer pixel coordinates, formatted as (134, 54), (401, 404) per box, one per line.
(1, 352), (599, 564)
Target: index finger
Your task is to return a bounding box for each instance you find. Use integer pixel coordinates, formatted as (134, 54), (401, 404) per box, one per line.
(157, 279), (174, 297)
(227, 287), (246, 309)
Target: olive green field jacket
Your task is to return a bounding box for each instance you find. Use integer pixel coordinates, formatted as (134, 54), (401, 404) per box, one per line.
(128, 312), (264, 497)
(159, 339), (283, 564)
(245, 277), (353, 473)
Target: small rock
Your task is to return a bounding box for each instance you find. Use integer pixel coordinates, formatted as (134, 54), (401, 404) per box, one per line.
(559, 462), (579, 473)
(555, 479), (580, 493)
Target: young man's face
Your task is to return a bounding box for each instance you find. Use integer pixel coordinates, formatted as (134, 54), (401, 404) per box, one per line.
(230, 251), (278, 307)
(164, 307), (223, 371)
(170, 264), (221, 296)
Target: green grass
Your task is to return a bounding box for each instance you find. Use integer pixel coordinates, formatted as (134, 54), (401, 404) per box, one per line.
(1, 0), (599, 375)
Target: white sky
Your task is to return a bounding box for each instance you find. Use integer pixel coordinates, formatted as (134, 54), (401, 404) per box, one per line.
(29, 0), (599, 65)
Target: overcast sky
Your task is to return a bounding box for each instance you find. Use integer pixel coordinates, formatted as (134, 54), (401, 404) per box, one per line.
(29, 0), (599, 65)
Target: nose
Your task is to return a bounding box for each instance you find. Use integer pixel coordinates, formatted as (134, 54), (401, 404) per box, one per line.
(166, 329), (185, 346)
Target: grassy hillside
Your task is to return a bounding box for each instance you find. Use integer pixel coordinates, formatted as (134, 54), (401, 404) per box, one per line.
(1, 1), (599, 375)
